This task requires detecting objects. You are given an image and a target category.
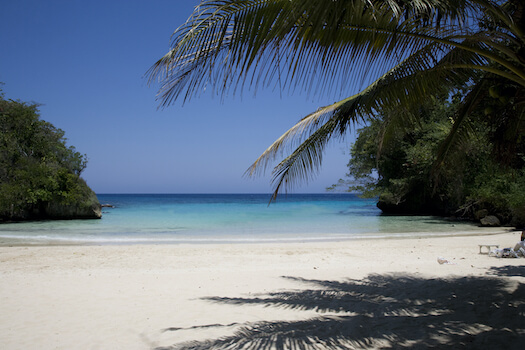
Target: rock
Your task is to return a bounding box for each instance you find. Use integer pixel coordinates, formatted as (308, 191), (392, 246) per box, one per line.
(480, 215), (501, 227)
(376, 191), (450, 216)
(474, 209), (489, 220)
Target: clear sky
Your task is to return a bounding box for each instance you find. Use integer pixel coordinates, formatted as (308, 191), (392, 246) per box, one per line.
(0, 0), (358, 194)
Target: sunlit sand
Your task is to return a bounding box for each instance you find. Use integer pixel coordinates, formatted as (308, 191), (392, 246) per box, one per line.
(1, 230), (524, 349)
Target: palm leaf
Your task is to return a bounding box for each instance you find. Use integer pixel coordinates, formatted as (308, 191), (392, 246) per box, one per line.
(148, 0), (525, 197)
(432, 79), (486, 172)
(249, 39), (478, 197)
(148, 0), (492, 102)
(248, 21), (522, 197)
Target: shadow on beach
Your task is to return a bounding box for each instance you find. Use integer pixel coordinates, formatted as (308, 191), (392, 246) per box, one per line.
(157, 271), (525, 349)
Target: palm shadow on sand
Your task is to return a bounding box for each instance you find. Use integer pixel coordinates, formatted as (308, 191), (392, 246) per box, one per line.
(157, 271), (525, 349)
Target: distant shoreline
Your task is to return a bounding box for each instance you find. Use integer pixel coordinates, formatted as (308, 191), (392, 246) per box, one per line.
(0, 227), (510, 247)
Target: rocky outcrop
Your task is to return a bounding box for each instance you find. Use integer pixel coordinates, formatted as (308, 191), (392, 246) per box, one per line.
(376, 191), (451, 216)
(480, 215), (501, 227)
(376, 190), (519, 228)
(474, 209), (489, 221)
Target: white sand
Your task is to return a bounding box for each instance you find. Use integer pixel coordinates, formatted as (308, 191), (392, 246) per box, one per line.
(1, 230), (524, 349)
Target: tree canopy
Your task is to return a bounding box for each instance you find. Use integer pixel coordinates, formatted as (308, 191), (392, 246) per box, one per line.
(0, 90), (100, 221)
(148, 0), (525, 200)
(332, 84), (525, 226)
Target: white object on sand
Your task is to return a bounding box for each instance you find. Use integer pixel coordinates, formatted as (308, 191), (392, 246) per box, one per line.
(437, 257), (457, 265)
(437, 257), (449, 264)
(489, 248), (519, 258)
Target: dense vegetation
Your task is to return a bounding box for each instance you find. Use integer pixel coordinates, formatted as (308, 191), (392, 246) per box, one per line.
(0, 91), (100, 221)
(332, 79), (525, 227)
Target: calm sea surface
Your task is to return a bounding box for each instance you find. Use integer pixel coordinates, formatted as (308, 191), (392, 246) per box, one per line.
(0, 193), (486, 245)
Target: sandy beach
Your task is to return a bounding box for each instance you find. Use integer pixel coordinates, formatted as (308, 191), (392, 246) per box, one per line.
(1, 230), (524, 349)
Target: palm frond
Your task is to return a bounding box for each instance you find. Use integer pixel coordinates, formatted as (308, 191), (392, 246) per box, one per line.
(149, 0), (525, 198)
(248, 39), (479, 197)
(269, 118), (341, 200)
(433, 80), (486, 172)
(148, 0), (492, 104)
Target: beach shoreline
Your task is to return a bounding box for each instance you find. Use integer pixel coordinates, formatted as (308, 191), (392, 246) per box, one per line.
(1, 229), (524, 349)
(0, 226), (511, 247)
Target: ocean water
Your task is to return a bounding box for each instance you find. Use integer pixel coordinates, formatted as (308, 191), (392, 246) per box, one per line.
(0, 193), (486, 245)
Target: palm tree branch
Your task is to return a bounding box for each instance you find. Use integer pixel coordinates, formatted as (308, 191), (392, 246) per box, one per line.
(246, 40), (468, 193)
(269, 117), (341, 201)
(471, 0), (525, 39)
(143, 2), (456, 98)
(451, 33), (523, 63)
(336, 23), (525, 83)
(244, 96), (356, 177)
(445, 64), (525, 85)
(149, 3), (525, 108)
(432, 80), (486, 174)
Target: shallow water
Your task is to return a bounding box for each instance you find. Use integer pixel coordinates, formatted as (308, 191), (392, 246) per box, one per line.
(0, 193), (486, 245)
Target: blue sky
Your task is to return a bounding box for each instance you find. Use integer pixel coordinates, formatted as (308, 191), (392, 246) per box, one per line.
(1, 0), (358, 194)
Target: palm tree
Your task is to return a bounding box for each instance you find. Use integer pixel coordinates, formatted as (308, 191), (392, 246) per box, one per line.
(147, 0), (525, 200)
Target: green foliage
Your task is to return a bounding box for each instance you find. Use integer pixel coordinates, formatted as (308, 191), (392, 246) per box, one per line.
(338, 82), (524, 225)
(0, 92), (91, 220)
(344, 95), (457, 199)
(468, 169), (525, 226)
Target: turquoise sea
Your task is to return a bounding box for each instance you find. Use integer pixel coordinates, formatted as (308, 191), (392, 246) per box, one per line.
(0, 193), (486, 245)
